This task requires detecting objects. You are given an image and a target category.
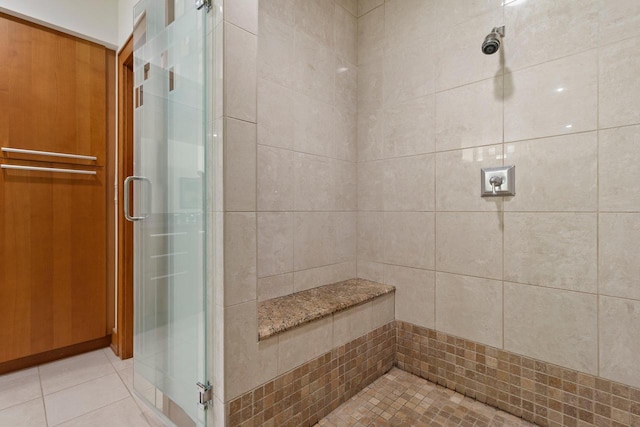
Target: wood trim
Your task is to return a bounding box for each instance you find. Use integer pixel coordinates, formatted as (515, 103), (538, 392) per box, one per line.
(106, 48), (116, 337)
(114, 34), (135, 359)
(0, 335), (112, 375)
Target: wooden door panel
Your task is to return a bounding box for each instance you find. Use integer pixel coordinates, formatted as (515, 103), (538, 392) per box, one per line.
(0, 13), (106, 165)
(0, 164), (106, 362)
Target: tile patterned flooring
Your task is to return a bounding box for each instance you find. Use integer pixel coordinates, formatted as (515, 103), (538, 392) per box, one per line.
(317, 368), (537, 427)
(0, 348), (165, 427)
(0, 351), (537, 427)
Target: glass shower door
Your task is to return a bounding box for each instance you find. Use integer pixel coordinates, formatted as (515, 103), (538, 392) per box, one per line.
(127, 1), (208, 426)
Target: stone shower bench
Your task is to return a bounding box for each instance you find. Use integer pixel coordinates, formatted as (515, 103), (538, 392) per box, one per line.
(257, 278), (395, 341)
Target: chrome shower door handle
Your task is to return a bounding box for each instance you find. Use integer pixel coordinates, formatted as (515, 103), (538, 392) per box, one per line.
(124, 176), (151, 222)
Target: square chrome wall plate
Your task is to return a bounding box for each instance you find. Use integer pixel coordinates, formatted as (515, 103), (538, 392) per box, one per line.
(481, 165), (515, 197)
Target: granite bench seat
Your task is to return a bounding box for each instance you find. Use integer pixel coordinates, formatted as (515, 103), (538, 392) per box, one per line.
(257, 278), (395, 340)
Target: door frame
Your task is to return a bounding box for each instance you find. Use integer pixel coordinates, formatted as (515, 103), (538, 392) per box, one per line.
(113, 34), (135, 359)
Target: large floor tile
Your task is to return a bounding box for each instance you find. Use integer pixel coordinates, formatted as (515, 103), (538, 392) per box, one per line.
(44, 373), (129, 426)
(56, 397), (150, 427)
(39, 349), (115, 395)
(0, 398), (47, 427)
(0, 367), (41, 412)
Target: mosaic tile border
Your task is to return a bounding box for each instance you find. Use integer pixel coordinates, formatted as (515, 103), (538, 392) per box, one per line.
(396, 321), (640, 427)
(227, 322), (395, 426)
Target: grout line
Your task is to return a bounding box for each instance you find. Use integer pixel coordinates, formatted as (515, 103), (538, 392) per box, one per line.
(35, 366), (50, 427)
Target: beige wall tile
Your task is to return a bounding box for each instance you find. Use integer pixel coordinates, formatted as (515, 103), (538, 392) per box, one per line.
(436, 212), (503, 280)
(293, 32), (335, 105)
(358, 0), (383, 17)
(504, 50), (598, 142)
(257, 79), (295, 150)
(334, 4), (357, 65)
(294, 0), (335, 49)
(257, 11), (295, 89)
(435, 8), (503, 92)
(335, 62), (357, 114)
(384, 0), (434, 49)
(258, 0), (295, 27)
(384, 95), (436, 158)
(334, 109), (357, 162)
(600, 37), (640, 128)
(257, 145), (295, 211)
(293, 212), (333, 270)
(504, 132), (598, 212)
(293, 92), (336, 158)
(436, 272), (503, 348)
(383, 42), (435, 107)
(357, 260), (384, 283)
(333, 302), (372, 347)
(293, 212), (356, 270)
(257, 212), (293, 277)
(371, 293), (395, 328)
(599, 125), (640, 211)
(224, 213), (257, 306)
(504, 0), (597, 71)
(336, 0), (357, 16)
(294, 153), (334, 211)
(357, 109), (384, 161)
(225, 301), (278, 399)
(225, 0), (258, 34)
(357, 212), (384, 263)
(333, 212), (358, 262)
(357, 4), (384, 65)
(334, 159), (357, 211)
(435, 77), (503, 151)
(293, 261), (356, 292)
(278, 316), (333, 374)
(436, 145), (503, 212)
(357, 60), (383, 114)
(504, 282), (598, 374)
(599, 296), (640, 389)
(224, 118), (256, 212)
(384, 212), (435, 270)
(357, 161), (384, 211)
(384, 265), (435, 328)
(432, 0), (503, 31)
(383, 155), (435, 211)
(599, 214), (640, 300)
(504, 213), (597, 292)
(599, 0), (640, 45)
(224, 23), (257, 122)
(257, 273), (294, 301)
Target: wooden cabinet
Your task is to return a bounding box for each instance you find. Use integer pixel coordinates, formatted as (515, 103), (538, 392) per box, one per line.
(0, 13), (111, 367)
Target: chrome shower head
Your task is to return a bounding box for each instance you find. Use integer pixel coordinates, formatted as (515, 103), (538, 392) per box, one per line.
(482, 26), (505, 55)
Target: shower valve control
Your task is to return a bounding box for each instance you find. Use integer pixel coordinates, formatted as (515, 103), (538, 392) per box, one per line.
(481, 166), (515, 197)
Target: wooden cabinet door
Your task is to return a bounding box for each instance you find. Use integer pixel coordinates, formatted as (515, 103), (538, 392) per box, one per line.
(0, 14), (109, 364)
(0, 13), (106, 165)
(0, 165), (107, 362)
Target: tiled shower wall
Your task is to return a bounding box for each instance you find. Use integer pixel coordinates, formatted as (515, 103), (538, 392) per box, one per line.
(221, 0), (361, 402)
(356, 0), (640, 392)
(254, 0), (358, 302)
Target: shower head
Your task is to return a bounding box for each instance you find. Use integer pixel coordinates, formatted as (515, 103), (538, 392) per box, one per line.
(482, 26), (505, 55)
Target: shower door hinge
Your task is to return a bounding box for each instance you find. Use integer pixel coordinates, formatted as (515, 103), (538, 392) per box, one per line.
(195, 0), (211, 11)
(197, 382), (213, 409)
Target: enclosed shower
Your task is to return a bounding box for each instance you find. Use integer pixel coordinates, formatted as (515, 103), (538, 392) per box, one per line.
(128, 0), (640, 426)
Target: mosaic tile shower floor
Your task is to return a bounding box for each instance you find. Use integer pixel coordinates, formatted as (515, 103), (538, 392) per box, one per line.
(316, 368), (536, 427)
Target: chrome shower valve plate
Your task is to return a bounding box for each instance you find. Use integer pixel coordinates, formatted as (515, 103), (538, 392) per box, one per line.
(481, 165), (515, 197)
